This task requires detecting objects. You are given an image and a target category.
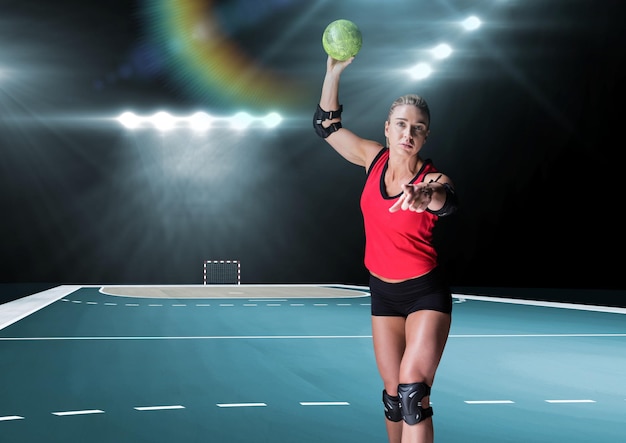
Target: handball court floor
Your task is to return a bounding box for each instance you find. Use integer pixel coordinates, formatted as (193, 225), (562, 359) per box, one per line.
(1, 284), (625, 443)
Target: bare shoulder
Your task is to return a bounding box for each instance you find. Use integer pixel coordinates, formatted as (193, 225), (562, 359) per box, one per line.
(362, 139), (385, 171)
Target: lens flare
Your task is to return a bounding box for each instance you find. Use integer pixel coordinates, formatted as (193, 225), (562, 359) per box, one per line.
(142, 0), (305, 110)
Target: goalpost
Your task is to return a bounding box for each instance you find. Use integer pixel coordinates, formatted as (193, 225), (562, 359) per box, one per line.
(203, 260), (241, 285)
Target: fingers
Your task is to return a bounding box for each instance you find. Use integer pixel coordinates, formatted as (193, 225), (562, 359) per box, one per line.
(388, 184), (432, 213)
(388, 193), (405, 213)
(327, 55), (354, 72)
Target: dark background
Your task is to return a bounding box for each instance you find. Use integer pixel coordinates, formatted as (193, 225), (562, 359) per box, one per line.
(1, 0), (624, 306)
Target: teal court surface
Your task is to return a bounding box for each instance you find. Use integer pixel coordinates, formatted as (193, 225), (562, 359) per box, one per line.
(1, 284), (625, 443)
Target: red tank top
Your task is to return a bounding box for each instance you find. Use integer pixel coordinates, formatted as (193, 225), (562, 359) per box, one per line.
(360, 148), (439, 280)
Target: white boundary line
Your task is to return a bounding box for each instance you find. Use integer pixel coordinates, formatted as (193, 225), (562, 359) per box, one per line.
(464, 400), (514, 404)
(216, 403), (266, 408)
(0, 335), (374, 341)
(452, 294), (626, 314)
(0, 415), (24, 421)
(545, 399), (596, 404)
(1, 333), (625, 341)
(1, 285), (624, 334)
(0, 285), (81, 331)
(52, 409), (104, 416)
(134, 405), (185, 411)
(300, 402), (350, 406)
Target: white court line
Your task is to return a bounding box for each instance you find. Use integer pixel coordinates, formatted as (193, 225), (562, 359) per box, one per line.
(52, 409), (104, 416)
(0, 335), (373, 341)
(134, 405), (185, 411)
(300, 402), (350, 406)
(0, 285), (80, 331)
(217, 403), (266, 408)
(465, 400), (515, 404)
(454, 294), (626, 314)
(450, 334), (626, 338)
(2, 333), (626, 341)
(0, 416), (24, 421)
(545, 400), (596, 404)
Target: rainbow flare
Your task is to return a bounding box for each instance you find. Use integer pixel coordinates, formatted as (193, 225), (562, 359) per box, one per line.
(144, 0), (304, 110)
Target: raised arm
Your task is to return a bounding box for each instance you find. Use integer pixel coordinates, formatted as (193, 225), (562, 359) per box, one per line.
(314, 55), (383, 168)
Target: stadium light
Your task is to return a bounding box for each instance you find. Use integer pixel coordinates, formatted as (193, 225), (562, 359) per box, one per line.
(462, 16), (482, 31)
(408, 63), (433, 80)
(263, 112), (282, 128)
(117, 111), (141, 129)
(431, 43), (453, 60)
(115, 110), (283, 131)
(231, 112), (253, 130)
(152, 111), (176, 131)
(189, 111), (213, 131)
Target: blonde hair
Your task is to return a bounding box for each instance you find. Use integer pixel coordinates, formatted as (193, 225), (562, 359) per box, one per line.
(388, 94), (431, 127)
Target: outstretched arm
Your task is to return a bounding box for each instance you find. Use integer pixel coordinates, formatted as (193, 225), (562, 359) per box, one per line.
(389, 173), (458, 216)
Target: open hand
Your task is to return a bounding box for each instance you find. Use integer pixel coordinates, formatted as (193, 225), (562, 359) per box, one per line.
(389, 183), (433, 213)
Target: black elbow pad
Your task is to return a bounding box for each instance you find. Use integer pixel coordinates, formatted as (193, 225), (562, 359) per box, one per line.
(426, 183), (458, 217)
(313, 104), (343, 138)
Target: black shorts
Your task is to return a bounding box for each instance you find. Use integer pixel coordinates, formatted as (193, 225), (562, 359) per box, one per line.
(369, 267), (453, 317)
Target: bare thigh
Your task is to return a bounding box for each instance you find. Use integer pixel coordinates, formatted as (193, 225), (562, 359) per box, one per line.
(400, 310), (451, 384)
(371, 315), (406, 394)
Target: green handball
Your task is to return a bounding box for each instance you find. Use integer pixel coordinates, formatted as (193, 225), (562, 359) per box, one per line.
(322, 19), (362, 61)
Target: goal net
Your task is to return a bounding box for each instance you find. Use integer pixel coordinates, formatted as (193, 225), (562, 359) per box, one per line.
(203, 260), (241, 285)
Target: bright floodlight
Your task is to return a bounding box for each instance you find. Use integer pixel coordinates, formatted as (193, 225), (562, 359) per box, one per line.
(431, 43), (452, 59)
(231, 112), (252, 130)
(117, 111), (141, 129)
(462, 16), (481, 31)
(263, 112), (282, 128)
(189, 111), (213, 131)
(115, 110), (284, 131)
(408, 63), (433, 80)
(152, 111), (175, 131)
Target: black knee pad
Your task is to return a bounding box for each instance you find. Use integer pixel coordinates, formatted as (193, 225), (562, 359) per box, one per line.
(382, 390), (402, 422)
(398, 382), (433, 425)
